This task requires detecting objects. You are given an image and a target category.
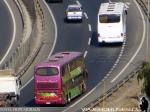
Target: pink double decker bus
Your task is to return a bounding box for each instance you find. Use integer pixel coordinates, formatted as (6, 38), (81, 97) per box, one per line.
(34, 51), (88, 105)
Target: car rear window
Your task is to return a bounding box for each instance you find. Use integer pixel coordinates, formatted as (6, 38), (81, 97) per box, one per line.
(68, 7), (81, 12)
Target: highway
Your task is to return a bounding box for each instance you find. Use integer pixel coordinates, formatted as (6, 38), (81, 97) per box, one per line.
(0, 0), (13, 60)
(19, 0), (146, 112)
(0, 0), (23, 67)
(47, 0), (122, 96)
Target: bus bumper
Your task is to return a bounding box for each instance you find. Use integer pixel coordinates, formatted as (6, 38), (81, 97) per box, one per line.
(98, 37), (124, 43)
(34, 97), (65, 105)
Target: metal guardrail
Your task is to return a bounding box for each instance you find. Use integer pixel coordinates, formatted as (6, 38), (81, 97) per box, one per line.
(0, 0), (45, 79)
(82, 65), (142, 111)
(17, 0), (45, 79)
(1, 0), (32, 71)
(137, 0), (150, 21)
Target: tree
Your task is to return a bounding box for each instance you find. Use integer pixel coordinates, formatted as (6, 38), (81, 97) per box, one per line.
(137, 62), (150, 99)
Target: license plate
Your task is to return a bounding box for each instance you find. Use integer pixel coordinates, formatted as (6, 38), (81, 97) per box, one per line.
(46, 102), (51, 104)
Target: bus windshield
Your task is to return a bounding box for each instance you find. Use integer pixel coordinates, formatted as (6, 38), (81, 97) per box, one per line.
(36, 67), (58, 76)
(99, 14), (120, 23)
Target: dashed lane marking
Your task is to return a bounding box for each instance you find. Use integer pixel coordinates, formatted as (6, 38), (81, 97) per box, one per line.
(84, 12), (88, 19)
(84, 51), (88, 58)
(76, 0), (81, 6)
(88, 24), (92, 31)
(111, 0), (146, 83)
(88, 38), (91, 45)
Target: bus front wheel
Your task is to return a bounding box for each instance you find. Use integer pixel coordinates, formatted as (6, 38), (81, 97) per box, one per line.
(81, 82), (86, 94)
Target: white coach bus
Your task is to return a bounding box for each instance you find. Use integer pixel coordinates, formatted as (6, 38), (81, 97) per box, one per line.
(97, 2), (128, 44)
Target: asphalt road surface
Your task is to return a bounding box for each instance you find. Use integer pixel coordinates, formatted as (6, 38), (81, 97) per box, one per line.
(0, 0), (13, 60)
(19, 0), (146, 112)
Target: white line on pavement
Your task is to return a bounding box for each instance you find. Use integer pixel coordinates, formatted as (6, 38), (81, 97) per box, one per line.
(63, 83), (100, 112)
(63, 1), (146, 111)
(84, 51), (88, 58)
(47, 3), (58, 58)
(88, 38), (91, 45)
(0, 0), (16, 66)
(111, 0), (146, 83)
(88, 24), (92, 31)
(76, 0), (81, 6)
(20, 77), (33, 91)
(20, 0), (58, 91)
(84, 12), (88, 19)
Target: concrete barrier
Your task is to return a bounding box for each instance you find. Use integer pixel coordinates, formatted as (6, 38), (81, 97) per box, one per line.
(137, 0), (150, 21)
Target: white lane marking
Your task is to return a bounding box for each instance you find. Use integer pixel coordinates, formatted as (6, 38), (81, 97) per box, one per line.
(0, 0), (16, 66)
(20, 0), (58, 91)
(63, 1), (146, 111)
(88, 24), (92, 31)
(47, 2), (58, 58)
(106, 73), (110, 77)
(108, 71), (111, 74)
(20, 77), (33, 91)
(125, 2), (131, 9)
(63, 83), (101, 112)
(88, 38), (91, 45)
(116, 59), (120, 64)
(105, 39), (126, 77)
(111, 0), (146, 83)
(84, 12), (88, 19)
(84, 51), (88, 58)
(126, 2), (131, 6)
(76, 0), (81, 6)
(108, 0), (112, 3)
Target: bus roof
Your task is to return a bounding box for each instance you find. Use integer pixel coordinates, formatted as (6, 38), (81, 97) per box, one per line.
(35, 51), (82, 68)
(98, 2), (125, 15)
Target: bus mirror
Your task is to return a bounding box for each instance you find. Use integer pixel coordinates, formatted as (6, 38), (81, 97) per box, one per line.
(124, 3), (129, 9)
(84, 70), (88, 79)
(125, 10), (127, 15)
(124, 3), (129, 15)
(19, 80), (22, 86)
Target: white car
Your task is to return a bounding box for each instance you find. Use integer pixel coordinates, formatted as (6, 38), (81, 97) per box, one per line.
(66, 4), (83, 21)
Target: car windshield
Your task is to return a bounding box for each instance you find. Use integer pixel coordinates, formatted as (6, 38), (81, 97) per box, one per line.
(68, 7), (81, 12)
(99, 14), (120, 23)
(36, 67), (58, 76)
